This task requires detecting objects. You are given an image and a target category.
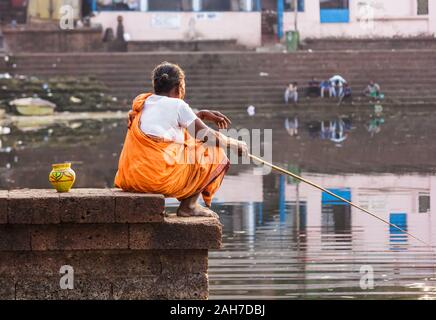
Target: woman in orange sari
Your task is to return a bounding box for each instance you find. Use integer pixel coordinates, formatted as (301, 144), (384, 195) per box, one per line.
(114, 62), (247, 217)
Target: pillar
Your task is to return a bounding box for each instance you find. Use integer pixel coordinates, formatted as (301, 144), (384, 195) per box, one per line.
(193, 0), (201, 11)
(277, 0), (284, 39)
(140, 0), (148, 12)
(429, 0), (436, 35)
(243, 0), (253, 11)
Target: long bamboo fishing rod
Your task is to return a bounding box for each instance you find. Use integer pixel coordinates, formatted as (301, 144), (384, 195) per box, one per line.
(248, 153), (431, 247)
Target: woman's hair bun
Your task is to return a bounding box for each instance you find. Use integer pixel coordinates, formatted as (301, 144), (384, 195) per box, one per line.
(151, 62), (185, 94)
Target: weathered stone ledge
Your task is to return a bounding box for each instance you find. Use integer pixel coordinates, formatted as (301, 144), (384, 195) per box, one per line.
(0, 188), (166, 224)
(0, 188), (222, 300)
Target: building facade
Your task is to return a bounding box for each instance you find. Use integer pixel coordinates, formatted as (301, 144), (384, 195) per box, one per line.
(4, 1), (434, 47)
(284, 0), (436, 39)
(90, 0), (436, 48)
(90, 0), (263, 48)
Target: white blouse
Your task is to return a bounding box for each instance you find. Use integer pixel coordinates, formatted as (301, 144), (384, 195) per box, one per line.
(139, 94), (197, 144)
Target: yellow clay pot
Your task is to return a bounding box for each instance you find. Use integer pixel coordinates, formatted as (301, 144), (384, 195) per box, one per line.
(49, 162), (76, 192)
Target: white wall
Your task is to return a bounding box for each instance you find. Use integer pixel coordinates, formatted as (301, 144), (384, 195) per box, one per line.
(91, 11), (262, 48)
(284, 0), (435, 39)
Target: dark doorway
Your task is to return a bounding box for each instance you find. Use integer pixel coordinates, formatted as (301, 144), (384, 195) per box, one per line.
(322, 204), (352, 233)
(81, 0), (93, 18)
(261, 0), (278, 45)
(202, 0), (231, 11)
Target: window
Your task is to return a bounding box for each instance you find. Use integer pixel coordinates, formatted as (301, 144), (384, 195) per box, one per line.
(97, 0), (194, 11)
(97, 0), (140, 11)
(389, 213), (408, 244)
(97, 0), (259, 12)
(285, 0), (305, 12)
(419, 194), (430, 213)
(320, 0), (348, 9)
(148, 0), (192, 11)
(417, 0), (429, 15)
(202, 0), (231, 11)
(320, 0), (349, 23)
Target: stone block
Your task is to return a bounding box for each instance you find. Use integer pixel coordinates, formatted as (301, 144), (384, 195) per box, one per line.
(0, 225), (31, 251)
(129, 216), (222, 250)
(15, 276), (111, 300)
(112, 189), (165, 223)
(0, 278), (15, 300)
(59, 188), (115, 223)
(0, 190), (8, 224)
(31, 224), (128, 251)
(160, 250), (208, 274)
(8, 189), (60, 224)
(112, 273), (208, 300)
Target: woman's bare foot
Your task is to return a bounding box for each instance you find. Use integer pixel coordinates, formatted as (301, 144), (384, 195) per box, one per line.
(177, 193), (219, 218)
(177, 204), (219, 218)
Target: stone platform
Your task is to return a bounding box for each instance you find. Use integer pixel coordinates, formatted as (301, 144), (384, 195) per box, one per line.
(0, 188), (222, 300)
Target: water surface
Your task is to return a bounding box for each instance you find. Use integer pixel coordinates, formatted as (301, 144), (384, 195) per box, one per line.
(1, 106), (436, 299)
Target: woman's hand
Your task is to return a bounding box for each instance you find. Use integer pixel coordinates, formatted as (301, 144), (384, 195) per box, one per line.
(228, 138), (248, 157)
(197, 110), (231, 129)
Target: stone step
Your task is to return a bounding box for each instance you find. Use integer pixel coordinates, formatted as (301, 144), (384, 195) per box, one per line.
(8, 58), (436, 68)
(301, 38), (436, 51)
(8, 68), (436, 78)
(3, 51), (436, 110)
(127, 39), (247, 52)
(5, 69), (435, 83)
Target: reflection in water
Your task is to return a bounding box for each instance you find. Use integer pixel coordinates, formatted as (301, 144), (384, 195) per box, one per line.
(307, 117), (352, 145)
(368, 102), (385, 137)
(285, 117), (298, 137)
(1, 108), (436, 299)
(208, 172), (436, 299)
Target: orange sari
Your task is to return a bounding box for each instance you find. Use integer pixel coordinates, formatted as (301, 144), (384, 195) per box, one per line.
(114, 93), (230, 206)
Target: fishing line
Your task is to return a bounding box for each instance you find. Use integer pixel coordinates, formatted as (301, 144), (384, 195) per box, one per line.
(248, 153), (432, 248)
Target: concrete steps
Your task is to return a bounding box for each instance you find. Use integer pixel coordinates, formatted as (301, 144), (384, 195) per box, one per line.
(1, 50), (436, 111)
(301, 38), (436, 51)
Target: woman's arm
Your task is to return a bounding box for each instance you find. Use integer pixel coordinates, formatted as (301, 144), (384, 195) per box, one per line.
(196, 110), (231, 129)
(188, 117), (248, 156)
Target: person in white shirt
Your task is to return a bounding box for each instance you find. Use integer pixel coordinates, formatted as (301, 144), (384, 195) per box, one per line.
(329, 75), (347, 98)
(284, 82), (299, 104)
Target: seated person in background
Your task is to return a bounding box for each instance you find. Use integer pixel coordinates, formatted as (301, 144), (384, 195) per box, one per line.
(364, 80), (381, 99)
(338, 83), (352, 106)
(320, 80), (332, 98)
(284, 82), (299, 104)
(306, 77), (320, 97)
(331, 80), (344, 98)
(329, 75), (347, 98)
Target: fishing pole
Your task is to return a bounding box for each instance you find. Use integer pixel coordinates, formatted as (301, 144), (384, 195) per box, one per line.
(248, 153), (432, 248)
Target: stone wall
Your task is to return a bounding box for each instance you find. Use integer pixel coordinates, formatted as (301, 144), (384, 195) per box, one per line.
(0, 189), (222, 300)
(127, 39), (245, 52)
(2, 27), (104, 53)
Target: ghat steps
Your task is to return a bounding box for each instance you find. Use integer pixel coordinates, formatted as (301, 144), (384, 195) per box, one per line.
(1, 50), (435, 110)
